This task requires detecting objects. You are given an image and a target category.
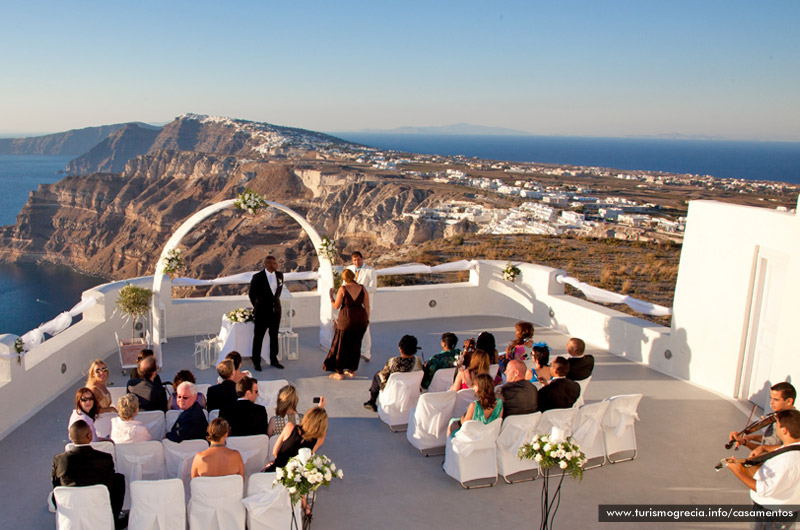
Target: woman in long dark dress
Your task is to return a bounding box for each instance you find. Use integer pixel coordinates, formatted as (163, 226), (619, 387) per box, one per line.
(323, 268), (370, 380)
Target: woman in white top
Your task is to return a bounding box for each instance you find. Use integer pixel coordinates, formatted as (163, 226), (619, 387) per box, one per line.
(110, 393), (151, 443)
(68, 387), (100, 441)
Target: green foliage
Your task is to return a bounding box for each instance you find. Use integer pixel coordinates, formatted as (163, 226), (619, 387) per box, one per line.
(115, 284), (153, 340)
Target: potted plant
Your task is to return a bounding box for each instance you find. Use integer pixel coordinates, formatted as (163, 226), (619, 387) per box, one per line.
(115, 284), (154, 365)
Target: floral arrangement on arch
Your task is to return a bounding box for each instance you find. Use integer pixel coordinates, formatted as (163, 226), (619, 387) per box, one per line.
(518, 433), (587, 479)
(226, 308), (254, 323)
(503, 262), (522, 282)
(161, 248), (185, 274)
(234, 188), (268, 214)
(274, 448), (343, 506)
(319, 235), (337, 263)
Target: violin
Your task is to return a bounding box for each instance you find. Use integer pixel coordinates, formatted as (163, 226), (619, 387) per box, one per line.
(715, 443), (798, 471)
(725, 411), (777, 450)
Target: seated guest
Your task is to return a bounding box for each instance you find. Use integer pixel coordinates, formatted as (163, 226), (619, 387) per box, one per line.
(129, 349), (162, 386)
(52, 420), (126, 528)
(450, 349), (490, 391)
(458, 331), (498, 369)
(538, 357), (581, 412)
(110, 393), (151, 444)
(498, 360), (538, 417)
(421, 332), (460, 390)
(190, 418), (244, 479)
(525, 343), (552, 385)
(448, 373), (504, 436)
(168, 370), (206, 410)
(566, 338), (594, 382)
(127, 356), (168, 412)
(86, 359), (116, 413)
(225, 351), (251, 384)
(219, 376), (269, 437)
(265, 407), (328, 471)
(363, 335), (423, 412)
(498, 321), (534, 382)
(166, 382), (208, 442)
(268, 384), (304, 437)
(68, 387), (100, 442)
(206, 360), (238, 412)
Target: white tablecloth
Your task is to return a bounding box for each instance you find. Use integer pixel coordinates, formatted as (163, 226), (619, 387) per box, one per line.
(215, 317), (270, 365)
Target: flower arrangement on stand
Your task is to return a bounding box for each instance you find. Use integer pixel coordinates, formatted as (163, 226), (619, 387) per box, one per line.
(226, 308), (254, 323)
(234, 189), (268, 214)
(518, 432), (586, 530)
(161, 248), (185, 275)
(274, 448), (343, 530)
(503, 262), (521, 282)
(14, 338), (24, 364)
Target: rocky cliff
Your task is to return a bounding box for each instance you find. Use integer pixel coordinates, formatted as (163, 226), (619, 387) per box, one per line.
(65, 124), (161, 175)
(0, 122), (160, 156)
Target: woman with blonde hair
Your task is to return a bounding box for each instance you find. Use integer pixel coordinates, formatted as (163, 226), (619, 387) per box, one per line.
(191, 418), (244, 478)
(264, 406), (328, 471)
(110, 393), (151, 443)
(86, 359), (116, 413)
(450, 349), (491, 391)
(323, 267), (369, 379)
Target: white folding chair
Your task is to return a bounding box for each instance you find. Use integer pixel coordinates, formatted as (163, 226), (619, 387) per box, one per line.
(209, 409), (220, 422)
(536, 408), (579, 441)
(64, 441), (116, 468)
(573, 375), (592, 408)
(166, 408), (209, 433)
(135, 410), (166, 440)
(406, 390), (457, 456)
(94, 412), (118, 439)
(496, 412), (542, 483)
(256, 379), (290, 410)
(443, 419), (502, 488)
(227, 435), (270, 479)
(162, 439), (209, 502)
(54, 485), (114, 530)
(108, 386), (127, 408)
(378, 371), (424, 432)
(189, 475), (245, 530)
(573, 400), (610, 469)
(602, 393), (642, 463)
(453, 388), (476, 418)
(115, 440), (166, 510)
(128, 478), (186, 530)
(489, 364), (499, 379)
(267, 435), (280, 458)
(428, 367), (456, 393)
(242, 472), (302, 530)
(195, 384), (211, 398)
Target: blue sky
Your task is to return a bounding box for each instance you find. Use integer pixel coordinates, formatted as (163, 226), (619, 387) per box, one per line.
(1, 0), (798, 140)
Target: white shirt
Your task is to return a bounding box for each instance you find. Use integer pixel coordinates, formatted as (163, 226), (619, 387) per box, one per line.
(751, 441), (800, 505)
(265, 269), (278, 294)
(346, 264), (376, 309)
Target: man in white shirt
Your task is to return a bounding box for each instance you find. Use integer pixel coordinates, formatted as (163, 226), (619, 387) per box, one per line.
(346, 251), (376, 361)
(727, 409), (800, 529)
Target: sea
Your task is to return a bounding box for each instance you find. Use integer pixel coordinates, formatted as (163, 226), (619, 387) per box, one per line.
(1, 135), (799, 335)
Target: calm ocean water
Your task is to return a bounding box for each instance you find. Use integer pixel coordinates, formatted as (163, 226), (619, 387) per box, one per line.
(334, 133), (800, 184)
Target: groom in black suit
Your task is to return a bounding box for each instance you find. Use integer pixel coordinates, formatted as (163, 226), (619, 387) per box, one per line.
(249, 255), (284, 370)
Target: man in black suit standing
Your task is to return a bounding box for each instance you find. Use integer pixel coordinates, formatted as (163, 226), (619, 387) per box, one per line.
(220, 376), (269, 437)
(249, 255), (284, 370)
(538, 357), (581, 412)
(52, 420), (126, 528)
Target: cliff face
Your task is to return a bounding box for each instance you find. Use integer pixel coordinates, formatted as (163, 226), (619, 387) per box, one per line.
(66, 124), (161, 175)
(0, 123), (160, 156)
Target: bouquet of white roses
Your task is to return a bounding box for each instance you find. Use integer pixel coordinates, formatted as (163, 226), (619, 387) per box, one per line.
(234, 189), (268, 214)
(503, 262), (522, 282)
(319, 235), (337, 263)
(274, 449), (343, 506)
(162, 248), (184, 274)
(518, 433), (586, 480)
(226, 308), (254, 323)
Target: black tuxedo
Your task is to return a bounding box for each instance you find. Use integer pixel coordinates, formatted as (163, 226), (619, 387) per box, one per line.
(567, 355), (594, 381)
(52, 445), (125, 520)
(126, 377), (168, 412)
(538, 377), (581, 412)
(206, 379), (238, 412)
(249, 269), (284, 367)
(220, 399), (269, 437)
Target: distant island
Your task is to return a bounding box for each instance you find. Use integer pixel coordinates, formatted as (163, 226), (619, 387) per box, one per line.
(338, 123), (533, 136)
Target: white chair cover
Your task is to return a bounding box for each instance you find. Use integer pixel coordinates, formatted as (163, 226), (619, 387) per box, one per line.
(54, 485), (114, 530)
(94, 412), (118, 439)
(428, 367), (456, 394)
(227, 435), (270, 478)
(115, 441), (166, 510)
(256, 379), (290, 410)
(209, 409), (220, 422)
(537, 408), (579, 440)
(573, 376), (592, 408)
(128, 478), (186, 530)
(108, 387), (127, 408)
(602, 394), (642, 462)
(65, 441), (116, 468)
(489, 364), (499, 379)
(267, 435), (280, 459)
(406, 390), (457, 453)
(573, 400), (610, 465)
(188, 475), (245, 530)
(135, 410), (166, 440)
(162, 439), (209, 502)
(453, 388), (476, 418)
(243, 472), (302, 530)
(443, 419), (502, 487)
(195, 384), (211, 397)
(378, 371), (424, 430)
(496, 412), (542, 481)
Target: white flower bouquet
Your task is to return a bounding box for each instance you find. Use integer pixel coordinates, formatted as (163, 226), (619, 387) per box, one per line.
(234, 188), (268, 214)
(319, 235), (337, 263)
(162, 248), (184, 274)
(503, 262), (522, 282)
(518, 433), (587, 480)
(274, 449), (343, 506)
(226, 308), (254, 323)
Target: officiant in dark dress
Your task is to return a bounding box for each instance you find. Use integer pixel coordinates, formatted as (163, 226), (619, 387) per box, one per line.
(323, 268), (369, 380)
(249, 255), (284, 371)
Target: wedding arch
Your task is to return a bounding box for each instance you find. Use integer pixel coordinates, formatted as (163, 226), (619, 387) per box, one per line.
(150, 198), (336, 361)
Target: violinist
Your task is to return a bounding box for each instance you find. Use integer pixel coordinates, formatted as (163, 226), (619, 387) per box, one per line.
(725, 409), (800, 526)
(729, 382), (796, 451)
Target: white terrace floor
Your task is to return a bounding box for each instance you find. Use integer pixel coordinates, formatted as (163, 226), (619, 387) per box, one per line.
(0, 315), (754, 529)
